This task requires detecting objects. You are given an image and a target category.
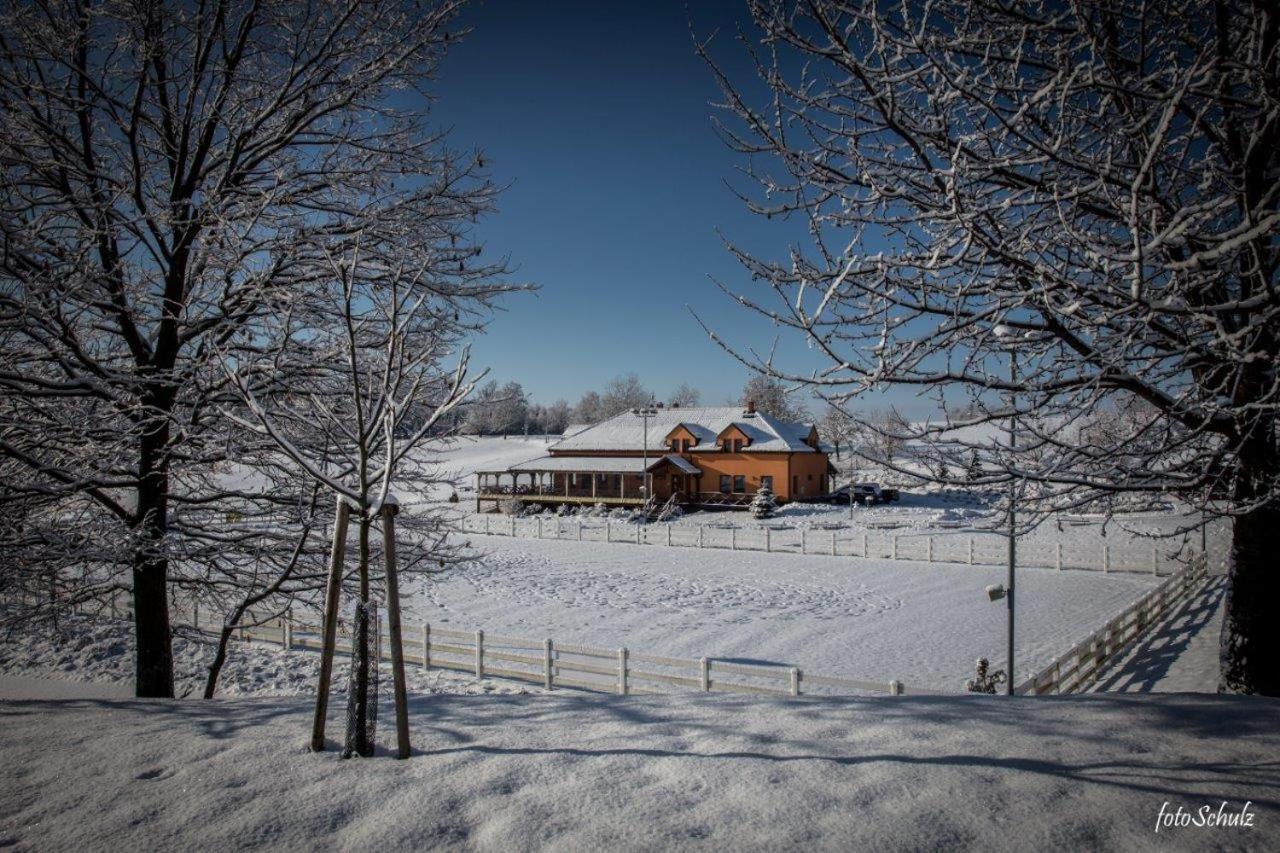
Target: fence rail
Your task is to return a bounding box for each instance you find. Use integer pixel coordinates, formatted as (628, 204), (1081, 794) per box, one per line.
(42, 596), (904, 700)
(462, 514), (1198, 576)
(1014, 555), (1209, 695)
(211, 610), (906, 699)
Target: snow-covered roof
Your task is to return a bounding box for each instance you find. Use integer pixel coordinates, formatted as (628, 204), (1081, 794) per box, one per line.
(664, 454), (701, 475)
(561, 423), (591, 438)
(508, 455), (661, 473)
(550, 406), (820, 454)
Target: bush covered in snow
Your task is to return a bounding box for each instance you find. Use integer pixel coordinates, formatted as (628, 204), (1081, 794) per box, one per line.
(750, 486), (777, 519)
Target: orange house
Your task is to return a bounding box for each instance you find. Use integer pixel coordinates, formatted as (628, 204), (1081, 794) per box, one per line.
(476, 401), (835, 513)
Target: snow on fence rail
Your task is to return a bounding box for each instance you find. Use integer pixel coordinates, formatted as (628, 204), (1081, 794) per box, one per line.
(1014, 555), (1208, 696)
(462, 514), (1193, 576)
(204, 612), (906, 699)
(23, 591), (906, 700)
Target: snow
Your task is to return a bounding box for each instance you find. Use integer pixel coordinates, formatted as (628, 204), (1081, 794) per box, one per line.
(0, 613), (528, 700)
(550, 406), (819, 453)
(410, 535), (1160, 692)
(1, 688), (1275, 850)
(1091, 576), (1227, 694)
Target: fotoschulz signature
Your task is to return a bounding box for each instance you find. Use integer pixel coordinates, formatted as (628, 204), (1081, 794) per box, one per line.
(1155, 801), (1256, 833)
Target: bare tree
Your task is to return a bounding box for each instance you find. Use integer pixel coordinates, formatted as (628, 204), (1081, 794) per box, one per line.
(601, 373), (652, 417)
(0, 0), (497, 697)
(572, 390), (605, 424)
(741, 375), (810, 422)
(700, 0), (1279, 693)
(669, 383), (703, 407)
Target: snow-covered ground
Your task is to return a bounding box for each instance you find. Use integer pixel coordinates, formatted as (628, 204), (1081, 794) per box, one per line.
(0, 613), (527, 700)
(1, 687), (1274, 851)
(406, 535), (1161, 693)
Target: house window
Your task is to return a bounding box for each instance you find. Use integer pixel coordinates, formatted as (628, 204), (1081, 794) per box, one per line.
(719, 475), (731, 494)
(760, 475), (773, 492)
(733, 439), (744, 453)
(682, 439), (691, 452)
(733, 475), (746, 493)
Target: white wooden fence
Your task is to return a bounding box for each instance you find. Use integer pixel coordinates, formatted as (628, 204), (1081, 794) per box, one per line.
(191, 607), (906, 699)
(36, 593), (903, 698)
(1014, 555), (1209, 695)
(463, 514), (1195, 576)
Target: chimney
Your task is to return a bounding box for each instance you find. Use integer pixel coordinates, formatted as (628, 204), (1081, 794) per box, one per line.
(745, 399), (756, 415)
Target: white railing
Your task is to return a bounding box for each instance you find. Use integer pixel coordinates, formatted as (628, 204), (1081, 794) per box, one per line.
(1014, 555), (1209, 695)
(462, 514), (1199, 576)
(26, 591), (907, 699)
(219, 614), (905, 699)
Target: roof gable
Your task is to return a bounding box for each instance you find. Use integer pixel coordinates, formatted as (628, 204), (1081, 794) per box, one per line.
(549, 406), (821, 454)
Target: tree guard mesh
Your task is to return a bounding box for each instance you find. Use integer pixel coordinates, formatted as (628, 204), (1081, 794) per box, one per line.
(342, 600), (380, 758)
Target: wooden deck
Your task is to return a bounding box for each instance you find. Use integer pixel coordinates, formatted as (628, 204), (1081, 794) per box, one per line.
(476, 492), (646, 507)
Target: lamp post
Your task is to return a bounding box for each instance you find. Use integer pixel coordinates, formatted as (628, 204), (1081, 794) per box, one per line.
(632, 401), (659, 507)
(993, 323), (1019, 696)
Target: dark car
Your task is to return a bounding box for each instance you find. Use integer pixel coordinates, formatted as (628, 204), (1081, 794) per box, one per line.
(830, 483), (884, 505)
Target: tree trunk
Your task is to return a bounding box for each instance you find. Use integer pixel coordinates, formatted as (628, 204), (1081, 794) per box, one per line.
(133, 412), (175, 698)
(204, 624), (236, 700)
(1219, 501), (1280, 695)
(1219, 425), (1280, 696)
(352, 513), (373, 757)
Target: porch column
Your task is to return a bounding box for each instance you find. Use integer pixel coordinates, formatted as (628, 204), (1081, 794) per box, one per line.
(592, 475), (597, 499)
(564, 473), (569, 497)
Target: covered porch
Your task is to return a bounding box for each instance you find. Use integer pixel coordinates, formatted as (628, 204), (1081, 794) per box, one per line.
(475, 455), (699, 514)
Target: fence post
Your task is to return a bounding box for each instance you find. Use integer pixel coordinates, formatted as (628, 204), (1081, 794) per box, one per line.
(537, 517), (543, 538)
(635, 523), (641, 545)
(606, 521), (611, 543)
(578, 521), (583, 541)
(889, 680), (902, 696)
(1055, 543), (1063, 571)
(510, 517), (516, 537)
(544, 639), (554, 689)
(927, 537), (934, 564)
(731, 527), (737, 551)
(193, 600), (199, 631)
(968, 537), (975, 565)
(789, 667), (800, 697)
(485, 515), (491, 535)
(831, 531), (837, 556)
(618, 648), (628, 695)
(766, 527), (771, 552)
(862, 531), (868, 558)
(700, 657), (710, 692)
(698, 526), (704, 548)
(892, 535), (899, 560)
(284, 610), (292, 650)
(423, 623), (431, 669)
(1152, 546), (1159, 576)
(667, 526), (672, 547)
(475, 630), (484, 678)
(1103, 544), (1110, 573)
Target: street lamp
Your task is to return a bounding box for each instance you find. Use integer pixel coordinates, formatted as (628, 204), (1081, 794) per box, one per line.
(992, 322), (1020, 696)
(632, 401), (659, 507)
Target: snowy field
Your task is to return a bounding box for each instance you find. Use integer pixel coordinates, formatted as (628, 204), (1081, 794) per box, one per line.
(1, 686), (1275, 851)
(406, 535), (1161, 693)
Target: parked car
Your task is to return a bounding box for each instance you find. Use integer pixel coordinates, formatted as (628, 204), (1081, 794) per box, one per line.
(830, 483), (888, 505)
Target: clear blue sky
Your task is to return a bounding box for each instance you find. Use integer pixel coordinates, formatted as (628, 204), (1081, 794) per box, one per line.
(431, 1), (927, 416)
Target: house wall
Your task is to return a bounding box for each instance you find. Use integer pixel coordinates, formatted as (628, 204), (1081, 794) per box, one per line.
(687, 452), (817, 501)
(538, 441), (831, 505)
